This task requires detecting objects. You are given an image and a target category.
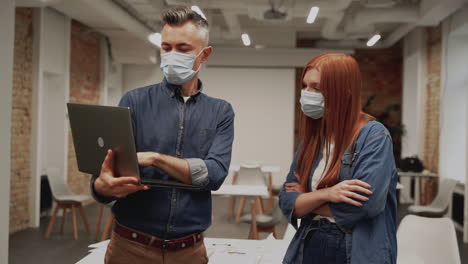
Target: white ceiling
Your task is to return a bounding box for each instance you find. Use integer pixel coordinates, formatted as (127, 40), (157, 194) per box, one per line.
(15, 0), (468, 63)
(114, 0), (423, 48)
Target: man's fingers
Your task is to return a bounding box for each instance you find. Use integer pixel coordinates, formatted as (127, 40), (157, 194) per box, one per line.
(101, 149), (114, 172)
(114, 184), (149, 196)
(110, 176), (139, 186)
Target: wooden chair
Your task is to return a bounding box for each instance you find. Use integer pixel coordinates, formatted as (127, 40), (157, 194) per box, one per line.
(241, 198), (284, 240)
(44, 168), (91, 240)
(226, 163), (274, 222)
(95, 204), (115, 241)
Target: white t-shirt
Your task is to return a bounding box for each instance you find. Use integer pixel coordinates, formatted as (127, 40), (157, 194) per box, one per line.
(311, 145), (336, 223)
(183, 96), (190, 103)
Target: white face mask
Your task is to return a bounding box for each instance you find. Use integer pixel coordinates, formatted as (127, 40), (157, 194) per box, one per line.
(160, 49), (205, 85)
(300, 90), (324, 119)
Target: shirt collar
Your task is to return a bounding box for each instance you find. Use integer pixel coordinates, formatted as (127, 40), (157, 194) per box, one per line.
(162, 77), (204, 102)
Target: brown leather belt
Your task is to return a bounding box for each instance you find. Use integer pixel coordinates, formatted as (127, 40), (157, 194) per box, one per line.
(114, 221), (203, 251)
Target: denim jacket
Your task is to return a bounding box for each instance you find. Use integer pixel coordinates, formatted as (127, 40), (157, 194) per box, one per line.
(90, 78), (235, 239)
(279, 121), (398, 264)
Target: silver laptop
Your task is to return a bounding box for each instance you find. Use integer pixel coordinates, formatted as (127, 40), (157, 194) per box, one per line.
(67, 103), (201, 190)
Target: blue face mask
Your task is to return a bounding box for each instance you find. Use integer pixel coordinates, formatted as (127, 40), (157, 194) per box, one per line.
(160, 49), (204, 85)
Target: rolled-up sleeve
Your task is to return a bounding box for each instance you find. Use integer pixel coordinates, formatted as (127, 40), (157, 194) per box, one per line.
(279, 149), (303, 229)
(187, 158), (209, 186)
(196, 102), (235, 191)
(330, 131), (395, 230)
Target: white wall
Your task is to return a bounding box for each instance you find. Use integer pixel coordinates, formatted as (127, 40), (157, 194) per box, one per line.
(0, 1), (14, 261)
(401, 28), (427, 159)
(438, 5), (468, 243)
(122, 64), (162, 94)
(107, 63), (123, 106)
(202, 67), (296, 186)
(439, 7), (468, 184)
(30, 7), (70, 227)
(100, 38), (124, 106)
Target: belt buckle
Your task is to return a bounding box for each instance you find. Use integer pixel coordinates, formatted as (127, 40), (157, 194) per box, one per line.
(161, 239), (171, 250)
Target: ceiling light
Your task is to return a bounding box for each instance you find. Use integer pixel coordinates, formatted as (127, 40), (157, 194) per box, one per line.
(307, 6), (319, 24)
(191, 6), (207, 20)
(148, 32), (161, 47)
(241, 33), (251, 46)
(366, 34), (381, 47)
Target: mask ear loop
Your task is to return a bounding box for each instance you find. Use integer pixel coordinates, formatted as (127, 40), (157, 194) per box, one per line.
(193, 47), (207, 72)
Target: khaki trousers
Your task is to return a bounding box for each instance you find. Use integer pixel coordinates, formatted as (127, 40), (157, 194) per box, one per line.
(104, 230), (209, 264)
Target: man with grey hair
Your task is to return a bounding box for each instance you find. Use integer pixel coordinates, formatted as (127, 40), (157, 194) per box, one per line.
(90, 6), (235, 264)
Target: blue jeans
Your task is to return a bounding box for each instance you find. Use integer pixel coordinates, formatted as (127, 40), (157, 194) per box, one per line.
(302, 218), (349, 264)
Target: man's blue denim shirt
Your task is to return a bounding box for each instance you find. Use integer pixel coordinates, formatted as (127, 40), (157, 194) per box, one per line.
(90, 78), (235, 239)
(279, 121), (398, 264)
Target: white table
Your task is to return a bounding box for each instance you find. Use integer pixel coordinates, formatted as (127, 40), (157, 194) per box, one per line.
(77, 236), (290, 264)
(398, 172), (438, 205)
(212, 185), (269, 198)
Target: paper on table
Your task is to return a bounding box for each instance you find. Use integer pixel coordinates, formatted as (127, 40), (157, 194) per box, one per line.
(88, 240), (110, 249)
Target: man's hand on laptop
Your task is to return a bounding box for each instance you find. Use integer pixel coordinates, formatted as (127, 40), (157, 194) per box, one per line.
(137, 152), (158, 167)
(94, 149), (150, 198)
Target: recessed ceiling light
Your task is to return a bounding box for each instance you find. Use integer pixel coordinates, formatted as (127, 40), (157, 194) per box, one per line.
(307, 6), (319, 24)
(191, 6), (207, 20)
(148, 32), (161, 47)
(241, 33), (251, 46)
(366, 34), (381, 47)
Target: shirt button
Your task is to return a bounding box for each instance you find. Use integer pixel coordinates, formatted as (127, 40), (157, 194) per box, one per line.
(181, 243), (186, 248)
(132, 233), (138, 239)
(180, 126), (183, 129)
(172, 198), (176, 202)
(176, 151), (181, 156)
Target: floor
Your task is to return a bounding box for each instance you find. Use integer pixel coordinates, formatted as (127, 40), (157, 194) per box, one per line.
(8, 197), (468, 264)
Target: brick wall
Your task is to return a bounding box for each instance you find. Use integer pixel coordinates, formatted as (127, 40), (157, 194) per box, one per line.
(424, 25), (442, 173)
(420, 25), (442, 205)
(10, 8), (34, 233)
(355, 45), (403, 164)
(67, 20), (102, 195)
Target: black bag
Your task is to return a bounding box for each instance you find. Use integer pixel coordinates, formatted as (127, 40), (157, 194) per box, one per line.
(40, 174), (53, 213)
(400, 156), (424, 172)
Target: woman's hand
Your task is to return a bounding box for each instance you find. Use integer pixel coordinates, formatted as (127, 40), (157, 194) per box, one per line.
(326, 179), (372, 207)
(285, 182), (305, 193)
(285, 172), (306, 193)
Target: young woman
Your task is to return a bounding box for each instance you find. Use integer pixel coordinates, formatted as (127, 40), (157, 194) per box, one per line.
(279, 53), (397, 264)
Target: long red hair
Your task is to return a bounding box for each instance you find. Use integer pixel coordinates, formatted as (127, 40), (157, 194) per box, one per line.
(296, 53), (373, 191)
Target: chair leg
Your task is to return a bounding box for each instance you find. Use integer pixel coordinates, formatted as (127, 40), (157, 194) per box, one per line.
(71, 204), (78, 240)
(95, 204), (104, 240)
(101, 211), (114, 241)
(272, 226), (279, 239)
(59, 207), (67, 235)
(235, 197), (247, 223)
(267, 173), (274, 212)
(227, 196), (237, 218)
(256, 196), (265, 214)
(45, 204), (61, 239)
(249, 201), (259, 240)
(227, 172), (239, 218)
(78, 203), (91, 234)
